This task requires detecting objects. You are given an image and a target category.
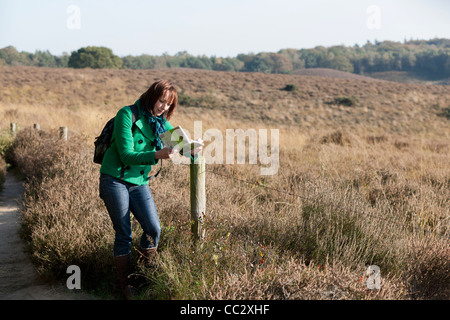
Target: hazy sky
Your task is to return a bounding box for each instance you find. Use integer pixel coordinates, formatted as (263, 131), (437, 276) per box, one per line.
(1, 0), (449, 57)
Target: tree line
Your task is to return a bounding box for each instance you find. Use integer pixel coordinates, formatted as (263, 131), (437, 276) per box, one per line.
(1, 38), (449, 79)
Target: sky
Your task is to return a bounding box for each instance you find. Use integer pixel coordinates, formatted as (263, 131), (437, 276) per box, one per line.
(0, 0), (449, 57)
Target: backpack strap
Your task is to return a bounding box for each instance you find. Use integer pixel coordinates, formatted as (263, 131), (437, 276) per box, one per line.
(129, 103), (139, 125)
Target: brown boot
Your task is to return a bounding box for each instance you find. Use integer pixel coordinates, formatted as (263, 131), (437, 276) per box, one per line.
(113, 253), (139, 299)
(137, 246), (158, 267)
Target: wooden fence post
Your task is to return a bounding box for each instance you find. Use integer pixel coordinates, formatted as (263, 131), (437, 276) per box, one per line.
(190, 154), (205, 241)
(10, 123), (16, 136)
(59, 126), (68, 140)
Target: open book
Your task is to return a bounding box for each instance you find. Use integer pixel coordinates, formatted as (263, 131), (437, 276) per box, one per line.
(159, 126), (204, 155)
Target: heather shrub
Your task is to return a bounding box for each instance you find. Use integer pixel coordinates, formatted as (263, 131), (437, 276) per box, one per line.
(405, 239), (450, 299)
(6, 128), (84, 180)
(9, 128), (116, 292)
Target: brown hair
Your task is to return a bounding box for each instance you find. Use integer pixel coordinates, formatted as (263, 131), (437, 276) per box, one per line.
(139, 79), (178, 120)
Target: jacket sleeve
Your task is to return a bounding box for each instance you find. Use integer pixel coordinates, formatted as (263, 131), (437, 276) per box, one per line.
(165, 120), (174, 132)
(114, 107), (157, 166)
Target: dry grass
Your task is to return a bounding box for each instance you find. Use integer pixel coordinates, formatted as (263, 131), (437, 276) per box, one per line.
(1, 65), (449, 138)
(0, 66), (449, 299)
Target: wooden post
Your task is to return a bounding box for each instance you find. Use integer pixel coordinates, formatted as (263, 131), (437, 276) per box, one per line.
(190, 154), (205, 241)
(59, 126), (68, 140)
(33, 123), (40, 130)
(10, 123), (16, 136)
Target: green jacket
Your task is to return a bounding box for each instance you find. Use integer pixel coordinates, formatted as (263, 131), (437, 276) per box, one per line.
(100, 100), (173, 185)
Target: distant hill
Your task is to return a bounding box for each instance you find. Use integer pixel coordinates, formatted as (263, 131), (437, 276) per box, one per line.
(367, 71), (450, 85)
(292, 68), (449, 85)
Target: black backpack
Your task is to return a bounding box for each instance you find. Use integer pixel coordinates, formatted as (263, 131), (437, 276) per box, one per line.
(93, 104), (139, 164)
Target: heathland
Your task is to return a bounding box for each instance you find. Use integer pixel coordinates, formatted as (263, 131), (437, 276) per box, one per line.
(0, 65), (449, 299)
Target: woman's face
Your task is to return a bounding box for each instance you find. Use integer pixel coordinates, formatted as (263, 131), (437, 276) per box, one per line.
(152, 91), (172, 117)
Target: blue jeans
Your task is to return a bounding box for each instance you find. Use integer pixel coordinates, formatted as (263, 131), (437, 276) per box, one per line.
(99, 174), (161, 257)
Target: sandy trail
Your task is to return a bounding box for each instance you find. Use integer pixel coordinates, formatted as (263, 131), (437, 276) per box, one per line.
(0, 170), (95, 300)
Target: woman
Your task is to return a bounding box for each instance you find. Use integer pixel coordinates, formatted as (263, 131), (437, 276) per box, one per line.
(99, 79), (200, 299)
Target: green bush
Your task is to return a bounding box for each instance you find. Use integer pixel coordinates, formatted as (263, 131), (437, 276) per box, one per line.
(439, 106), (450, 119)
(283, 84), (298, 92)
(68, 46), (123, 69)
(332, 96), (359, 107)
(0, 130), (13, 191)
(0, 130), (14, 158)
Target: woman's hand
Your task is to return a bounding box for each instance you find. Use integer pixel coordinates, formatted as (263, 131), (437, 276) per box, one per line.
(155, 147), (175, 160)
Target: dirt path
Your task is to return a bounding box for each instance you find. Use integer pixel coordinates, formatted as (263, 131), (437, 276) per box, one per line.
(0, 170), (96, 300)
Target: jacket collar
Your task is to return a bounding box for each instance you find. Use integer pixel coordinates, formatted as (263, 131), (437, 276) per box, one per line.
(133, 100), (156, 141)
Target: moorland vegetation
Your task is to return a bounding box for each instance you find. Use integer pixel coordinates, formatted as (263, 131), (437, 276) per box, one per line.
(0, 65), (448, 299)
